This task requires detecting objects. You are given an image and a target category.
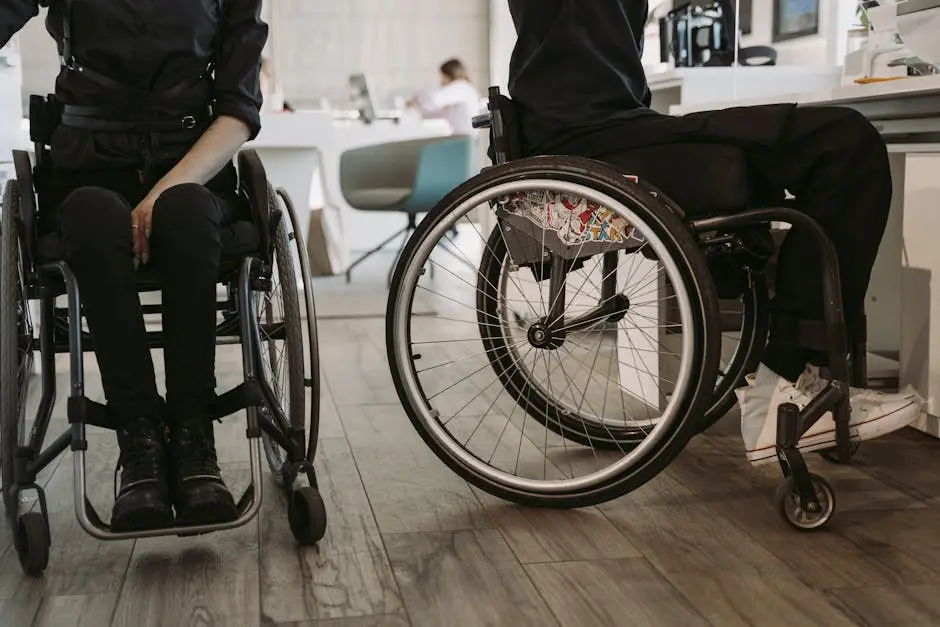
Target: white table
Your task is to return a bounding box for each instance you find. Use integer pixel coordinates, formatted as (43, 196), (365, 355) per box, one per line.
(672, 74), (940, 437)
(645, 65), (844, 114)
(245, 111), (453, 273)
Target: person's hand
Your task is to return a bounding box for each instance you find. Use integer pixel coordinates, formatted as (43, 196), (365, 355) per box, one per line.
(130, 196), (156, 265)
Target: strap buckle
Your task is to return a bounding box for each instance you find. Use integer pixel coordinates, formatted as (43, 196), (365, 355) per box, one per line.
(181, 115), (197, 129)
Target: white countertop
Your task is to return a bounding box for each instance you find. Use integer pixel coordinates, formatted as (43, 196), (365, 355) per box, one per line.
(644, 64), (844, 91)
(670, 73), (940, 115)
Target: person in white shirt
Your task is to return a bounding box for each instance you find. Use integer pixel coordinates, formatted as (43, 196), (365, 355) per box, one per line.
(408, 58), (481, 135)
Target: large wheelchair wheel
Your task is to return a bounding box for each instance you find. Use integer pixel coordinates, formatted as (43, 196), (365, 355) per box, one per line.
(702, 276), (769, 431)
(1, 180), (34, 517)
(256, 186), (321, 487)
(386, 156), (721, 508)
(478, 231), (770, 445)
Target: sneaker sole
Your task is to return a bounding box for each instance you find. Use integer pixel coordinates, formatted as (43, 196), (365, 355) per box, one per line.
(746, 398), (921, 465)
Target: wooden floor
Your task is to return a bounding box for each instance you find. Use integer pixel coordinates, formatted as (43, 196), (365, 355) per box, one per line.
(3, 255), (940, 627)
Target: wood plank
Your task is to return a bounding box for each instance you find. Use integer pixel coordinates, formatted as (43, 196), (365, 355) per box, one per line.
(383, 530), (558, 627)
(0, 432), (134, 601)
(270, 616), (410, 627)
(31, 593), (118, 627)
(667, 572), (858, 627)
(525, 558), (709, 627)
(668, 434), (939, 589)
(109, 465), (260, 627)
(830, 585), (940, 626)
(599, 500), (793, 577)
(0, 594), (41, 627)
(339, 404), (490, 534)
(850, 429), (940, 504)
(837, 507), (940, 579)
(259, 438), (404, 624)
(320, 342), (400, 407)
(473, 490), (641, 563)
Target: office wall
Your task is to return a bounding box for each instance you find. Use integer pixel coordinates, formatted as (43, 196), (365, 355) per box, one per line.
(18, 12), (58, 107)
(271, 0), (490, 110)
(18, 1), (490, 112)
(495, 0), (863, 71)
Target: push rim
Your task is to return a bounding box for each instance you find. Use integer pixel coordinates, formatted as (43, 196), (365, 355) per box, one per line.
(389, 178), (697, 494)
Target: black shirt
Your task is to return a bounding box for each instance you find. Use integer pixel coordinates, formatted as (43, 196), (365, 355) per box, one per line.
(507, 0), (656, 153)
(0, 0), (267, 172)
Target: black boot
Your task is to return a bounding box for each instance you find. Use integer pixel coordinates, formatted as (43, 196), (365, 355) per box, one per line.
(112, 417), (173, 532)
(167, 419), (237, 526)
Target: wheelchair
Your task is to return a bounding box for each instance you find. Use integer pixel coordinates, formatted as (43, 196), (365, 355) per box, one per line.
(385, 87), (869, 531)
(0, 96), (327, 577)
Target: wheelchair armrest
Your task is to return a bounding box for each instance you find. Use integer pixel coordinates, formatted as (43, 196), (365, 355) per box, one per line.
(236, 149), (273, 259)
(12, 149), (38, 267)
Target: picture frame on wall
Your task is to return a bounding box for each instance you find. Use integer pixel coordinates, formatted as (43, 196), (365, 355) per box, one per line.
(773, 0), (820, 42)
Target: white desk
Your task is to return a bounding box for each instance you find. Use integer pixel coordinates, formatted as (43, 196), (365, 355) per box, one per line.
(644, 65), (844, 114)
(671, 74), (940, 437)
(245, 111), (452, 272)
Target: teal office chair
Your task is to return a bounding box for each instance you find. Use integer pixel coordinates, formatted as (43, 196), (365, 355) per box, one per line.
(340, 134), (477, 284)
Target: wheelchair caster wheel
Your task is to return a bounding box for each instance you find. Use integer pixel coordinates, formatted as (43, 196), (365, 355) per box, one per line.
(288, 487), (327, 546)
(774, 473), (835, 531)
(15, 512), (50, 576)
(819, 441), (860, 465)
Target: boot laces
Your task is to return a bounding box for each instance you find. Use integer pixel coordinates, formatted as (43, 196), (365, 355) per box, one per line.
(172, 421), (221, 478)
(113, 419), (164, 499)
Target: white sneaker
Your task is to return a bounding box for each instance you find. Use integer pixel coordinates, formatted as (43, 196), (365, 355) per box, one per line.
(736, 364), (924, 465)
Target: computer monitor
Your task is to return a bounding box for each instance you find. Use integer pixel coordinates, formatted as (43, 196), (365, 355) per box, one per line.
(348, 73), (377, 124)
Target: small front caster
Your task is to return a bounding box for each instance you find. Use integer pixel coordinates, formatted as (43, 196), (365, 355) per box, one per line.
(15, 512), (50, 576)
(774, 473), (835, 531)
(288, 486), (327, 546)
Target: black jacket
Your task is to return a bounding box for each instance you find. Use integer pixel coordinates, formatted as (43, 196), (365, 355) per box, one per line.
(506, 0), (793, 157)
(0, 0), (267, 172)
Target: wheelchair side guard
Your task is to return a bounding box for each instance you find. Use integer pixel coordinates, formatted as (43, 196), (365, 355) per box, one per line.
(237, 149), (273, 261)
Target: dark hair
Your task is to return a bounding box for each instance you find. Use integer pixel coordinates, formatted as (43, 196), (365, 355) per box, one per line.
(440, 58), (469, 82)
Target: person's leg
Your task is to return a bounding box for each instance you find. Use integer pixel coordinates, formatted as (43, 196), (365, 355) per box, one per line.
(149, 183), (237, 525)
(735, 107), (922, 463)
(58, 187), (173, 531)
(747, 106), (890, 379)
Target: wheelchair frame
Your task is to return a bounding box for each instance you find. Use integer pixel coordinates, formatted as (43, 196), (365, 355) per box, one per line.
(1, 97), (326, 575)
(467, 86), (870, 529)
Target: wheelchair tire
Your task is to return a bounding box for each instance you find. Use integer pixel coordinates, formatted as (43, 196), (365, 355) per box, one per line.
(15, 511), (49, 576)
(1, 180), (33, 518)
(288, 486), (327, 546)
(387, 156), (721, 508)
(259, 186), (320, 487)
(698, 274), (769, 433)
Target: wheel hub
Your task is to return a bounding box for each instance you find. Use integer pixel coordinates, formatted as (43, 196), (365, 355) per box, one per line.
(526, 321), (564, 350)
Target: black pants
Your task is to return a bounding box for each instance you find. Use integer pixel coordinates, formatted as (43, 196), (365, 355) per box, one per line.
(51, 167), (238, 423)
(593, 107), (892, 381)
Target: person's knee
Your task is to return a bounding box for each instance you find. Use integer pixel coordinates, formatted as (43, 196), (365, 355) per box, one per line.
(59, 187), (132, 255)
(835, 107), (884, 150)
(152, 184), (223, 253)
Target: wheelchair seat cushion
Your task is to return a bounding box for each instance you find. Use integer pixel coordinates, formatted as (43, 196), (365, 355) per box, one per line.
(36, 220), (261, 282)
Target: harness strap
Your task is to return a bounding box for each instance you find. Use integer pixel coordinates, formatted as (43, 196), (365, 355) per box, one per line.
(61, 108), (209, 132)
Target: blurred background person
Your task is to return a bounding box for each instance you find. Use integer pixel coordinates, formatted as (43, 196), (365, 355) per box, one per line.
(407, 58), (480, 135)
